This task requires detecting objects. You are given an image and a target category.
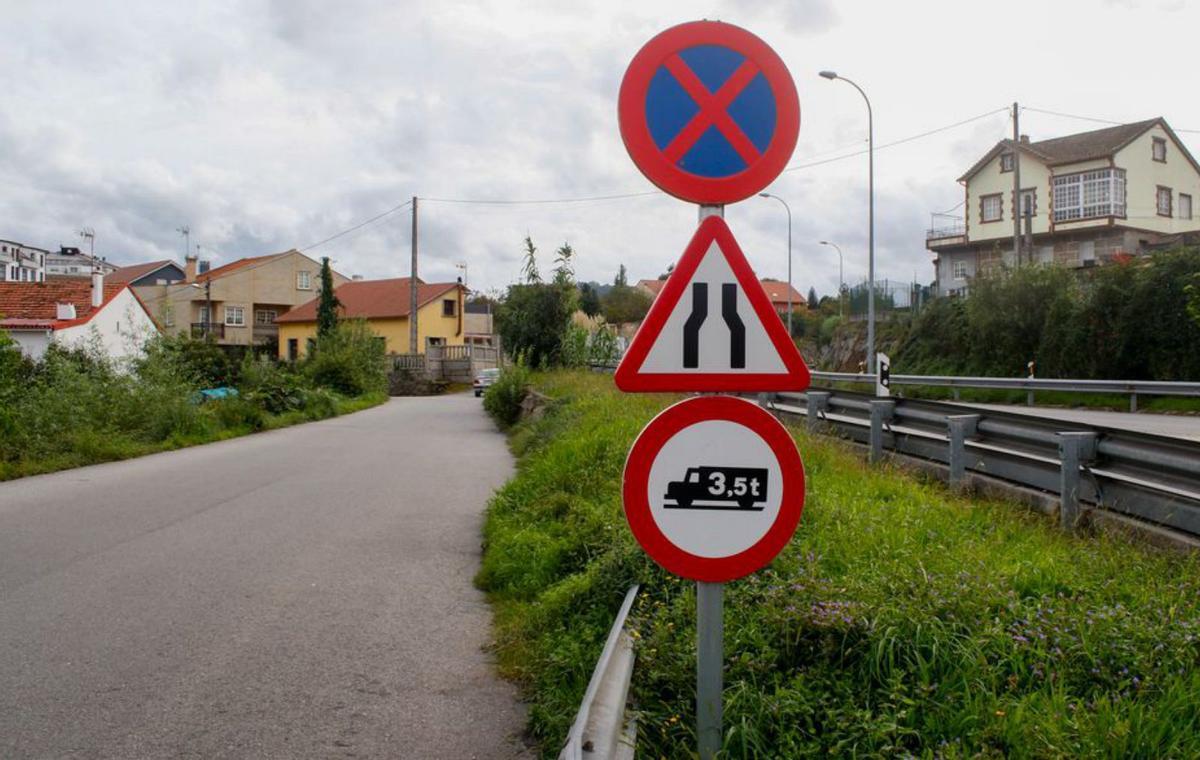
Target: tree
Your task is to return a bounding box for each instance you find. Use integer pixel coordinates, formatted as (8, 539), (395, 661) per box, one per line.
(317, 257), (341, 338)
(521, 236), (541, 284)
(658, 263), (674, 281)
(578, 283), (601, 317)
(806, 286), (818, 310)
(496, 283), (576, 367)
(553, 242), (575, 286)
(614, 263), (628, 288)
(602, 282), (652, 325)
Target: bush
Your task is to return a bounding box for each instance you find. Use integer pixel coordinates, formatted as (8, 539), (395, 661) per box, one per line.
(207, 396), (266, 431)
(303, 320), (388, 396)
(483, 363), (530, 428)
(239, 353), (308, 414)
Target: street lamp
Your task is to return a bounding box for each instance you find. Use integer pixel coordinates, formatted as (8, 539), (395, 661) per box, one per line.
(757, 192), (793, 337)
(818, 241), (845, 318)
(820, 69), (875, 372)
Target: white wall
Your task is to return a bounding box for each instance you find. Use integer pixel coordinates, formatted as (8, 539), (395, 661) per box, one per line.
(54, 288), (160, 364)
(7, 329), (53, 360)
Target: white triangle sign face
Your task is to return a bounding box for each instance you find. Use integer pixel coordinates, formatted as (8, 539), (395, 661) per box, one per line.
(615, 216), (811, 393)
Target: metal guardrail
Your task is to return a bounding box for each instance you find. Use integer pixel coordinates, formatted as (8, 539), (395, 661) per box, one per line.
(811, 371), (1200, 412)
(767, 389), (1200, 543)
(559, 585), (640, 760)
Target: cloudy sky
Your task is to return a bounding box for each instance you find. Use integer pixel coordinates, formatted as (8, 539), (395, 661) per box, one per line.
(3, 0), (1198, 298)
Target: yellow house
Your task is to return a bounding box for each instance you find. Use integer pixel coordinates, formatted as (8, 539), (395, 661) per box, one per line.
(275, 277), (466, 360)
(927, 117), (1200, 295)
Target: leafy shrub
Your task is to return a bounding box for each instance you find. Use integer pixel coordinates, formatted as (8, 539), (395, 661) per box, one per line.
(496, 283), (578, 367)
(559, 324), (589, 368)
(239, 353), (308, 414)
(207, 397), (266, 431)
(304, 320), (388, 396)
(483, 363), (530, 428)
(588, 327), (620, 366)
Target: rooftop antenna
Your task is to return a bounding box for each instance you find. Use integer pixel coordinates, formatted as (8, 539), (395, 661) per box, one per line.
(176, 226), (190, 260)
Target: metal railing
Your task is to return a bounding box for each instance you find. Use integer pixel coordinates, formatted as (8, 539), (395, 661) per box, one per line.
(559, 585), (639, 760)
(810, 371), (1200, 412)
(766, 389), (1200, 543)
(189, 323), (225, 339)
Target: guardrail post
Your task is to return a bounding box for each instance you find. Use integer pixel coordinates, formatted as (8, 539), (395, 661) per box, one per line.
(1058, 432), (1098, 532)
(1130, 392), (1138, 413)
(806, 392), (830, 433)
(946, 414), (980, 491)
(868, 400), (895, 464)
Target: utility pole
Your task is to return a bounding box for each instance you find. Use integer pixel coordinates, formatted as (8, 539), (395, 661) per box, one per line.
(1012, 102), (1022, 265)
(410, 196), (419, 354)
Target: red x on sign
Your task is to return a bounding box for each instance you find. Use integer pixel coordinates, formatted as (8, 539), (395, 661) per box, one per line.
(618, 20), (800, 204)
(660, 55), (762, 166)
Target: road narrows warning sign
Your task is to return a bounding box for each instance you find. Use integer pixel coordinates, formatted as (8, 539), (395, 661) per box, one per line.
(623, 395), (805, 583)
(614, 215), (811, 393)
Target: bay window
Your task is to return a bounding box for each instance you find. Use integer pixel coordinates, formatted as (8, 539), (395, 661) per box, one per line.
(1053, 169), (1126, 222)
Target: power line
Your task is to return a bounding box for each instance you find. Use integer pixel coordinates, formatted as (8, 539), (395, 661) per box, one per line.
(300, 198), (413, 252)
(1024, 106), (1200, 134)
(420, 190), (661, 205)
(782, 107), (1010, 172)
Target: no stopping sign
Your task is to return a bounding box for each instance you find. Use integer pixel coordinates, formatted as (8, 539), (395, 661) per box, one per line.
(623, 395), (805, 582)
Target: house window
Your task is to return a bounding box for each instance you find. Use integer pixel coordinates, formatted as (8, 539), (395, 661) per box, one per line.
(287, 338), (298, 361)
(1157, 186), (1173, 217)
(224, 305), (245, 326)
(1000, 153), (1014, 173)
(442, 298), (457, 317)
(296, 270), (311, 290)
(255, 309), (277, 325)
(1181, 194), (1193, 221)
(1080, 241), (1096, 264)
(198, 306), (210, 324)
(1019, 188), (1037, 218)
(1053, 169), (1126, 222)
(1152, 137), (1167, 163)
(952, 260), (968, 280)
(980, 194), (1003, 223)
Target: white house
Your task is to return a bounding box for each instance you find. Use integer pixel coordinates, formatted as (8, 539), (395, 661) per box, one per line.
(927, 117), (1200, 296)
(0, 274), (159, 362)
(0, 239), (48, 283)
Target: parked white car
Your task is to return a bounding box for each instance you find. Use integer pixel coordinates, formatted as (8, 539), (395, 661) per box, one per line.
(473, 368), (501, 397)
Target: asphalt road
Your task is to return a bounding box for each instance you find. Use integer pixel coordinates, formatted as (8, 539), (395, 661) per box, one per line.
(0, 395), (529, 759)
(951, 402), (1200, 442)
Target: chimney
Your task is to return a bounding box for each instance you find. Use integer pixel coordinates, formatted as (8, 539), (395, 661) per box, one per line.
(91, 271), (104, 308)
(1019, 134), (1030, 144)
(184, 254), (198, 282)
(56, 302), (77, 320)
(352, 274), (364, 281)
(198, 259), (210, 275)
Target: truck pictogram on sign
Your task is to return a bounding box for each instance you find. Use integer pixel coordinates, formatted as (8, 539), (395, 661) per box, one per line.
(664, 466), (768, 511)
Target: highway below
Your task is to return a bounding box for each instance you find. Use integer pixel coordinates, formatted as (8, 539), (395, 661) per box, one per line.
(0, 395), (529, 759)
(951, 402), (1200, 442)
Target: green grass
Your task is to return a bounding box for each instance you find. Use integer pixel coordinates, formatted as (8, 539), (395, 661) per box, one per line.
(0, 391), (388, 481)
(478, 370), (1200, 758)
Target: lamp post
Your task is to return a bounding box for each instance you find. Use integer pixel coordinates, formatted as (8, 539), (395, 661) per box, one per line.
(820, 70), (875, 372)
(819, 241), (845, 318)
(757, 192), (793, 337)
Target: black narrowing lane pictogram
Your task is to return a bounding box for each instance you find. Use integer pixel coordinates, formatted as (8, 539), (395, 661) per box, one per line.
(683, 283), (708, 368)
(722, 284), (745, 369)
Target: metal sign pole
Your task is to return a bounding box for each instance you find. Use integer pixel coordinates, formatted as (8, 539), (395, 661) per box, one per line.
(696, 580), (723, 759)
(694, 202), (724, 760)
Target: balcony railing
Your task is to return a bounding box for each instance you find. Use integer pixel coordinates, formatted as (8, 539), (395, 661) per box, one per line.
(926, 212), (966, 244)
(190, 323), (226, 339)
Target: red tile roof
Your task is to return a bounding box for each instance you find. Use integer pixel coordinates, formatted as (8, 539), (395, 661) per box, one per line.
(276, 278), (462, 323)
(638, 277), (806, 306)
(0, 279), (129, 330)
(193, 252), (283, 283)
(109, 259), (178, 284)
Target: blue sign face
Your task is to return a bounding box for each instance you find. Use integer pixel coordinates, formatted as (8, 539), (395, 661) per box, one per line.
(645, 44), (777, 179)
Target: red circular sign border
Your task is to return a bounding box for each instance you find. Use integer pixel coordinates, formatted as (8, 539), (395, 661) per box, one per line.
(618, 20), (801, 205)
(623, 395), (805, 582)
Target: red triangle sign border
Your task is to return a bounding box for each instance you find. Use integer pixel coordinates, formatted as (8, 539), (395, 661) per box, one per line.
(615, 216), (812, 393)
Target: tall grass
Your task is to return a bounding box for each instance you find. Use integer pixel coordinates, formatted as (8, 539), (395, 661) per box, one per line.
(478, 370), (1200, 758)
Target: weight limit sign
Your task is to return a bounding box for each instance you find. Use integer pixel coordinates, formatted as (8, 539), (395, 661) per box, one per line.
(623, 395), (805, 582)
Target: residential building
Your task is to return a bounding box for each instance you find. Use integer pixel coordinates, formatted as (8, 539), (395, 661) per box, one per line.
(109, 259), (187, 287)
(0, 239), (48, 282)
(636, 277), (807, 314)
(464, 300), (497, 347)
(0, 274), (159, 361)
(927, 117), (1200, 296)
(45, 246), (118, 278)
(135, 249), (350, 350)
(275, 277), (467, 361)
